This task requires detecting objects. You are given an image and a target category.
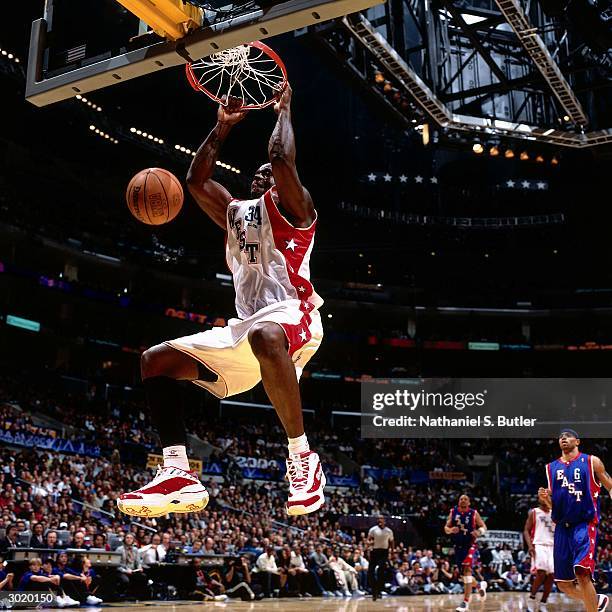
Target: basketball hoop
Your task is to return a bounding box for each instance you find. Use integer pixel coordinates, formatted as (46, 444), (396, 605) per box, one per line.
(185, 41), (288, 110)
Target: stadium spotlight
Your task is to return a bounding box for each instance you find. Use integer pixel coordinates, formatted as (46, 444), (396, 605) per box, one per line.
(383, 81), (393, 93)
(472, 143), (484, 154)
(520, 151), (529, 161)
(551, 156), (559, 166)
(504, 148), (515, 159)
(374, 71), (385, 83)
(489, 145), (500, 157)
(535, 155), (544, 163)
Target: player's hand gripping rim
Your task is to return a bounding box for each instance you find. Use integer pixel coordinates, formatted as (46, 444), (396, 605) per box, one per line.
(218, 95), (249, 125)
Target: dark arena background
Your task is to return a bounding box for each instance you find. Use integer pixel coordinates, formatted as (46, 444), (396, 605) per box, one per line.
(0, 0), (611, 610)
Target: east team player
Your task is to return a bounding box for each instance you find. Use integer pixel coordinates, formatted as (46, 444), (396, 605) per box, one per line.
(118, 84), (326, 518)
(540, 429), (612, 612)
(524, 488), (555, 608)
(444, 494), (488, 611)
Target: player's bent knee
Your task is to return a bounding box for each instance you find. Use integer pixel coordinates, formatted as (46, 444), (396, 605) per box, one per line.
(141, 343), (192, 379)
(141, 345), (161, 378)
(248, 323), (288, 360)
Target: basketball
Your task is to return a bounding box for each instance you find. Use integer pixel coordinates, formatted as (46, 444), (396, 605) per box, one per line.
(126, 168), (183, 225)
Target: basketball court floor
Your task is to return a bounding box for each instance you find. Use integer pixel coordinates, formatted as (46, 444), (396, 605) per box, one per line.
(103, 593), (576, 610)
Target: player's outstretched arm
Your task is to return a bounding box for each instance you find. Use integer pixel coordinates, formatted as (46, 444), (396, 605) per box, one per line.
(268, 83), (316, 228)
(593, 455), (612, 495)
(187, 96), (247, 229)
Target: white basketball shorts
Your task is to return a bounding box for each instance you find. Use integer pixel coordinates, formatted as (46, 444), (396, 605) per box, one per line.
(165, 299), (323, 398)
(532, 544), (554, 574)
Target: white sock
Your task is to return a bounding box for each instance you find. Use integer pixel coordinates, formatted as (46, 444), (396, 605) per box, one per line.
(287, 433), (309, 456)
(163, 445), (190, 471)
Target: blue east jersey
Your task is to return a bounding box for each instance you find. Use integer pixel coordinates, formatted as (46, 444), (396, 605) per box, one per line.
(450, 506), (477, 548)
(546, 452), (600, 525)
(546, 453), (601, 580)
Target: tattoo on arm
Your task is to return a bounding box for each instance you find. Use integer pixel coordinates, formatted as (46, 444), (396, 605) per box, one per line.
(269, 109), (295, 163)
(188, 123), (231, 185)
(186, 123), (233, 229)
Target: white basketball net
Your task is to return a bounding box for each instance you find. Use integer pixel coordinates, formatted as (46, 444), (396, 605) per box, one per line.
(188, 44), (286, 109)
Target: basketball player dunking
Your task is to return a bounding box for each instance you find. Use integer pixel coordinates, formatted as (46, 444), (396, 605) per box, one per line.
(524, 487), (555, 607)
(117, 84), (326, 518)
(540, 429), (612, 612)
(444, 494), (488, 612)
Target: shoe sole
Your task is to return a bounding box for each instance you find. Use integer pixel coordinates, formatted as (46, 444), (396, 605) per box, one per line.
(286, 474), (326, 516)
(117, 492), (209, 518)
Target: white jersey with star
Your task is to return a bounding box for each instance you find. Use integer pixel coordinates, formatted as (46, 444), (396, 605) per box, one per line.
(226, 186), (323, 320)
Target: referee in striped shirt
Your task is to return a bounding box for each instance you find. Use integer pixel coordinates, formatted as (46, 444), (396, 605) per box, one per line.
(368, 515), (394, 600)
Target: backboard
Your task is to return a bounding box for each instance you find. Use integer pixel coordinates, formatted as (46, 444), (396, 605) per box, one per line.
(26, 0), (384, 107)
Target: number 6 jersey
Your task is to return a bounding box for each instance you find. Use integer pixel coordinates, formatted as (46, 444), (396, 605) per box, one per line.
(546, 453), (600, 524)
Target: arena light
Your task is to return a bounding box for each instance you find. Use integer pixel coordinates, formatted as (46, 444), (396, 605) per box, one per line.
(75, 93), (102, 111)
(551, 156), (559, 166)
(535, 155), (545, 163)
(0, 47), (20, 64)
(132, 127), (164, 144)
(489, 145), (500, 157)
(89, 124), (118, 144)
(472, 143), (484, 154)
(520, 151), (529, 161)
(374, 71), (385, 83)
(505, 148), (515, 159)
(170, 146), (240, 172)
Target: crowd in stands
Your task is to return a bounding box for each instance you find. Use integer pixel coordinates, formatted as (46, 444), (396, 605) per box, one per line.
(0, 373), (611, 603)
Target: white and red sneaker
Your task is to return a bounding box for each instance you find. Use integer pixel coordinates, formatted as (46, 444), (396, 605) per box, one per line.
(117, 466), (209, 518)
(285, 451), (326, 516)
